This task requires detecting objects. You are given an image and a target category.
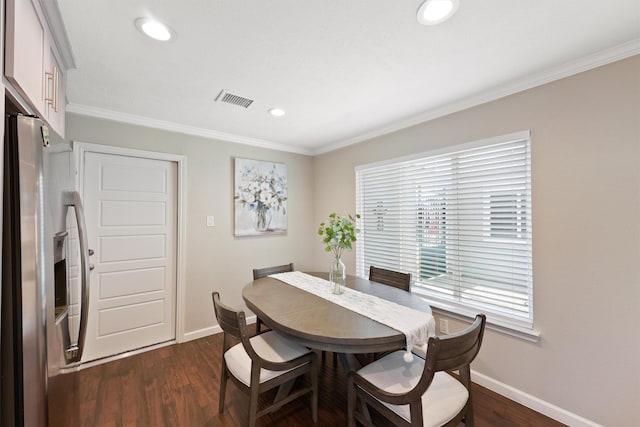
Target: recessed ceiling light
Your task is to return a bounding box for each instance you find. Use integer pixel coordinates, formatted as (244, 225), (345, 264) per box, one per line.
(135, 18), (175, 41)
(268, 108), (286, 117)
(417, 0), (460, 25)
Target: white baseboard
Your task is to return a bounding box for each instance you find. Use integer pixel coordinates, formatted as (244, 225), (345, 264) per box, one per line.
(181, 315), (258, 343)
(182, 325), (221, 342)
(471, 370), (602, 427)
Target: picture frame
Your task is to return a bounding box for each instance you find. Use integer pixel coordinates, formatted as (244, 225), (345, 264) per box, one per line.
(234, 157), (288, 236)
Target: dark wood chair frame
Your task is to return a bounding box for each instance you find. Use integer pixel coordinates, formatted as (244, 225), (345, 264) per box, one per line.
(367, 265), (413, 362)
(212, 291), (318, 427)
(252, 263), (294, 333)
(347, 314), (486, 427)
(369, 266), (412, 292)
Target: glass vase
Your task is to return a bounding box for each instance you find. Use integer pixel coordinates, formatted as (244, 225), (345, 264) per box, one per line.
(254, 207), (271, 232)
(329, 256), (346, 295)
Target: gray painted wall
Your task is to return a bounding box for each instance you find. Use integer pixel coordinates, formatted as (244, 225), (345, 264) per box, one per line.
(312, 55), (640, 426)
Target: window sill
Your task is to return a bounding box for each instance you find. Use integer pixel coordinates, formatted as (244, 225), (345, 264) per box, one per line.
(415, 294), (541, 343)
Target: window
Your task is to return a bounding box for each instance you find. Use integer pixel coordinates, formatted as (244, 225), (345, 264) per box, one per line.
(356, 131), (533, 328)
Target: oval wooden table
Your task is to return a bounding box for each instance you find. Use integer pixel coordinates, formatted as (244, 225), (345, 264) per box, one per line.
(242, 272), (432, 372)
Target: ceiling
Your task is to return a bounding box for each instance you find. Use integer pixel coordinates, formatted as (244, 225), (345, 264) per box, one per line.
(56, 0), (640, 155)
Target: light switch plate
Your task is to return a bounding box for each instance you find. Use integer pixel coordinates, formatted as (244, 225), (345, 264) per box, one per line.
(206, 216), (215, 227)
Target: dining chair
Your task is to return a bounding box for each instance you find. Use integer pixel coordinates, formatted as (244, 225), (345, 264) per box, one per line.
(367, 266), (413, 362)
(252, 263), (294, 333)
(212, 292), (318, 427)
(369, 265), (412, 292)
(347, 314), (486, 427)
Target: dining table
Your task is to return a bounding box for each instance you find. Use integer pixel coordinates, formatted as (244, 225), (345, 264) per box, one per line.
(242, 272), (433, 372)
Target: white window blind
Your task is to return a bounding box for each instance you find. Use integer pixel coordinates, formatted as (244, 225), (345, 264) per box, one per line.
(356, 131), (533, 328)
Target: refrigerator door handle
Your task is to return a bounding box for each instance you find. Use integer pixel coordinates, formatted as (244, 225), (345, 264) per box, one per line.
(64, 191), (91, 363)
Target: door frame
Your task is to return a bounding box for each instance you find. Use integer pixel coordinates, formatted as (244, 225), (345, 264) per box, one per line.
(72, 141), (188, 343)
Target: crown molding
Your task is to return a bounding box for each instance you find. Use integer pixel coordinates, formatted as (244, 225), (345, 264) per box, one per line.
(38, 0), (76, 69)
(66, 40), (639, 157)
(65, 104), (313, 155)
(312, 39), (640, 155)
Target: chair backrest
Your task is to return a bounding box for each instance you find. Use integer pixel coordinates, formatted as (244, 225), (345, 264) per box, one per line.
(417, 314), (486, 394)
(252, 263), (294, 280)
(212, 292), (252, 351)
(369, 266), (412, 291)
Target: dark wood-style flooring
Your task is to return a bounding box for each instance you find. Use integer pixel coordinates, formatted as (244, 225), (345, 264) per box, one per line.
(61, 329), (567, 427)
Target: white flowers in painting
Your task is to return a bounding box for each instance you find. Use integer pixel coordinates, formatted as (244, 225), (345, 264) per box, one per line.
(236, 165), (286, 213)
(234, 159), (287, 234)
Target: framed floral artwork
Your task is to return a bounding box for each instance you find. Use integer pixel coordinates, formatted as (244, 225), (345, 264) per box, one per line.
(234, 158), (287, 236)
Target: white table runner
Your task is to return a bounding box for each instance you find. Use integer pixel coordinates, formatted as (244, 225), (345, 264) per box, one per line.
(269, 271), (435, 359)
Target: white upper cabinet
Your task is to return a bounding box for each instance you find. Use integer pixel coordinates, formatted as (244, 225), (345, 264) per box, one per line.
(5, 0), (71, 137)
(5, 0), (46, 114)
(44, 38), (65, 136)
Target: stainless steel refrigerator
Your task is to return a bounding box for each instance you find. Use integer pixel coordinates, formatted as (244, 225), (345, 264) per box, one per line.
(1, 114), (92, 426)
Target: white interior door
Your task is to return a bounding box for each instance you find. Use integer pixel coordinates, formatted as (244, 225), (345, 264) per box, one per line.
(80, 151), (177, 362)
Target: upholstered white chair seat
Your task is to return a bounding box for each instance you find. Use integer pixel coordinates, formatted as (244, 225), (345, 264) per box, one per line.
(224, 330), (311, 386)
(357, 350), (469, 427)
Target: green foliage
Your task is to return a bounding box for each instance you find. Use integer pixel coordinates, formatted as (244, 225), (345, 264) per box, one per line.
(318, 212), (361, 258)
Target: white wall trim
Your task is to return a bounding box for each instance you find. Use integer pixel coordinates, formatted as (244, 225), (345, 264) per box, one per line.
(68, 340), (176, 372)
(471, 370), (602, 427)
(430, 305), (540, 343)
(181, 315), (258, 342)
(174, 155), (188, 343)
(65, 40), (639, 157)
(71, 141), (189, 346)
(38, 0), (76, 69)
(314, 39), (640, 155)
(182, 325), (222, 342)
(66, 104), (313, 156)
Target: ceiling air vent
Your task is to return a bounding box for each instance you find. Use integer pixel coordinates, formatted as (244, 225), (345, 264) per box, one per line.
(215, 89), (254, 109)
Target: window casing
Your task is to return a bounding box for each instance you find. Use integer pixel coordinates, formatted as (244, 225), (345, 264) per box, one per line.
(356, 131), (533, 329)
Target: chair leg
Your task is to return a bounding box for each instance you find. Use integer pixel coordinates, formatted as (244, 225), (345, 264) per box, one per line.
(248, 383), (260, 427)
(218, 364), (227, 413)
(256, 317), (263, 333)
(311, 354), (319, 423)
(347, 375), (356, 427)
(460, 366), (475, 427)
(464, 403), (475, 427)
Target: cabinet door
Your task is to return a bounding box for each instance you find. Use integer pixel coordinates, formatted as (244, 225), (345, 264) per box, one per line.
(5, 0), (46, 114)
(44, 41), (66, 137)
